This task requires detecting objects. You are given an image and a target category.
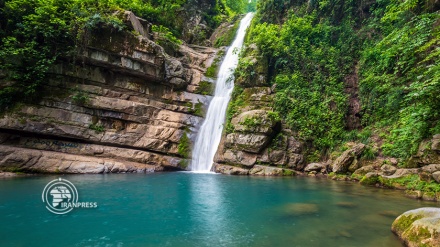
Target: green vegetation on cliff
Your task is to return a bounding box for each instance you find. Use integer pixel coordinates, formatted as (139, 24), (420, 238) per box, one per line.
(236, 0), (440, 162)
(0, 0), (254, 112)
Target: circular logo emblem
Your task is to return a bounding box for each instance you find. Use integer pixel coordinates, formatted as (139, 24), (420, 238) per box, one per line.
(42, 178), (78, 214)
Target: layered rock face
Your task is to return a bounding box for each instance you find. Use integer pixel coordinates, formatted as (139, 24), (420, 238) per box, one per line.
(0, 12), (217, 174)
(214, 45), (303, 176)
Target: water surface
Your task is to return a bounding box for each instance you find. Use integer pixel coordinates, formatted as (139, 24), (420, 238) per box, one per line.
(0, 173), (437, 246)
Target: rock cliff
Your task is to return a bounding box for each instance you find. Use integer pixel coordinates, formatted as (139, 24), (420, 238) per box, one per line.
(214, 45), (303, 176)
(0, 12), (217, 174)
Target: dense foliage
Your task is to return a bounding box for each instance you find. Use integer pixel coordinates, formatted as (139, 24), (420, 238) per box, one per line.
(0, 0), (251, 112)
(241, 0), (440, 161)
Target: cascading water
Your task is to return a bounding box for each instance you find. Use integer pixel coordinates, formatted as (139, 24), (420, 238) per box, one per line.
(190, 13), (254, 172)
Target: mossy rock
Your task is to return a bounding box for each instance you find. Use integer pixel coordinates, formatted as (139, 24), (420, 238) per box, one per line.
(360, 172), (379, 185)
(392, 208), (440, 247)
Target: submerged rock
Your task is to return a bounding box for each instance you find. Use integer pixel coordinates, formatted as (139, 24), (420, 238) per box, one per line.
(282, 203), (319, 216)
(392, 207), (440, 247)
(336, 202), (357, 208)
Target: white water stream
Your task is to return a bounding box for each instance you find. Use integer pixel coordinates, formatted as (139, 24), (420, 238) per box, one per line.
(190, 13), (254, 172)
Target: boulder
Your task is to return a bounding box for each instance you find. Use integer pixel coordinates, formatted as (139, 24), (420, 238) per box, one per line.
(380, 164), (397, 176)
(392, 207), (440, 247)
(332, 143), (366, 173)
(304, 163), (326, 172)
(353, 165), (376, 176)
(213, 164), (249, 175)
(421, 164), (440, 173)
(249, 165), (294, 176)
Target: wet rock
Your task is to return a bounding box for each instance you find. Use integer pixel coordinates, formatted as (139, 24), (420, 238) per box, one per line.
(332, 143), (365, 173)
(392, 207), (440, 247)
(0, 172), (18, 178)
(360, 172), (380, 185)
(0, 145), (158, 173)
(249, 165), (294, 176)
(405, 190), (423, 199)
(213, 164), (249, 175)
(422, 192), (437, 201)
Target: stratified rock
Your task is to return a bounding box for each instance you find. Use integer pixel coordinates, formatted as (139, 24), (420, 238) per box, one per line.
(213, 164), (249, 175)
(0, 11), (216, 174)
(231, 110), (279, 134)
(0, 145), (158, 173)
(332, 143), (366, 173)
(392, 207), (440, 247)
(249, 165), (294, 176)
(221, 149), (257, 167)
(304, 163), (325, 172)
(225, 133), (270, 153)
(381, 164), (397, 176)
(165, 58), (190, 88)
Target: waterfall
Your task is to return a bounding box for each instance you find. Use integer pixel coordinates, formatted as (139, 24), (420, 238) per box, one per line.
(190, 13), (254, 172)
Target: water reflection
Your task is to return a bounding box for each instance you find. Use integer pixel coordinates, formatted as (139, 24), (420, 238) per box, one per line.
(0, 174), (438, 247)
